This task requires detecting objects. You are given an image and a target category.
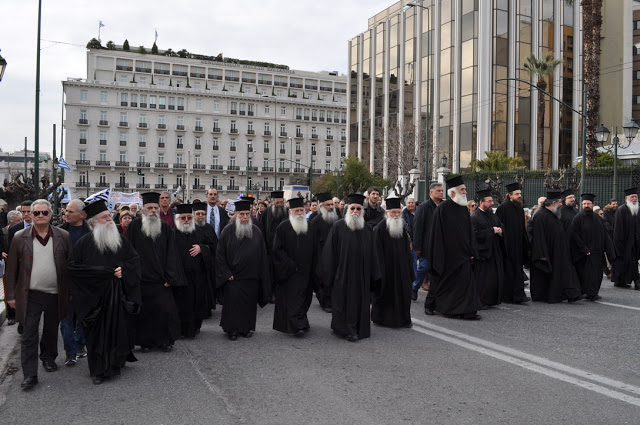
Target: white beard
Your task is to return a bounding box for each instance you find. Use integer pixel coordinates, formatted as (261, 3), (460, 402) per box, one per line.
(93, 221), (122, 254)
(175, 216), (196, 234)
(235, 220), (253, 240)
(319, 206), (339, 224)
(627, 200), (639, 216)
(345, 211), (365, 231)
(141, 212), (162, 240)
(289, 214), (308, 235)
(450, 189), (468, 207)
(386, 216), (405, 239)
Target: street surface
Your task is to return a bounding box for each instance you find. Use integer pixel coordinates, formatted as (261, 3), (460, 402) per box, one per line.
(1, 277), (639, 424)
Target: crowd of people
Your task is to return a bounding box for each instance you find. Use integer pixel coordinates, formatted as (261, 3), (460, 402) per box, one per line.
(1, 178), (636, 392)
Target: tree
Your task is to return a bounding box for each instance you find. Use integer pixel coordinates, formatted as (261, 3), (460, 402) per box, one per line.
(178, 49), (189, 58)
(106, 40), (116, 50)
(151, 42), (159, 54)
(469, 151), (526, 172)
(523, 52), (562, 170)
(0, 169), (63, 209)
(164, 48), (175, 57)
(123, 39), (130, 51)
(138, 45), (146, 54)
(575, 150), (619, 169)
(86, 38), (102, 49)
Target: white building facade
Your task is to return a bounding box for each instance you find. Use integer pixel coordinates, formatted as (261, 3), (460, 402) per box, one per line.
(63, 48), (348, 200)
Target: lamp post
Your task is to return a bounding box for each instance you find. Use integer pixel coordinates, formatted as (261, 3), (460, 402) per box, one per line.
(263, 95), (278, 188)
(256, 182), (262, 201)
(594, 121), (640, 200)
(0, 49), (7, 82)
(408, 156), (421, 197)
(246, 141), (252, 194)
(333, 163), (345, 198)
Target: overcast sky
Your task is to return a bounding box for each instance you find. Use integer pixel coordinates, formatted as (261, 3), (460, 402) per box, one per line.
(0, 0), (393, 155)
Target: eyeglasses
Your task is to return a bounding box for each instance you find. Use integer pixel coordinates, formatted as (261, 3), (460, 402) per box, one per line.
(33, 210), (49, 217)
(471, 204), (477, 208)
(349, 206), (362, 211)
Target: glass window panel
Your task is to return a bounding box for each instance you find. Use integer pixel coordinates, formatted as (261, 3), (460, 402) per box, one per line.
(422, 31), (431, 57)
(462, 12), (475, 42)
(461, 40), (475, 69)
(405, 39), (415, 64)
(440, 74), (451, 101)
(441, 0), (452, 23)
(495, 10), (508, 38)
(461, 68), (474, 96)
(441, 48), (451, 75)
(405, 15), (414, 40)
(462, 0), (476, 15)
(495, 38), (509, 67)
(461, 95), (474, 123)
(441, 22), (451, 50)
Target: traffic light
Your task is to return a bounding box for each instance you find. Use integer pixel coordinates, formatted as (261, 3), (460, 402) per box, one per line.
(137, 168), (144, 176)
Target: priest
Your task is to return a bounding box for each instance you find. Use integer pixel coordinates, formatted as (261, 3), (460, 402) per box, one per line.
(259, 190), (287, 253)
(67, 200), (142, 385)
(272, 197), (318, 336)
(529, 190), (582, 303)
(125, 192), (183, 352)
(216, 200), (271, 340)
(371, 197), (414, 328)
(559, 189), (578, 234)
(193, 201), (218, 311)
(309, 192), (339, 312)
(570, 193), (616, 301)
(322, 194), (381, 341)
(611, 187), (640, 289)
(470, 188), (504, 307)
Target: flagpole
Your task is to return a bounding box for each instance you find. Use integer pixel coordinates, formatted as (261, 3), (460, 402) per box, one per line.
(98, 22), (101, 42)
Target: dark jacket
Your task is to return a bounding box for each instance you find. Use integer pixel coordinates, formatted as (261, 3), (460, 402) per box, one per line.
(6, 221), (30, 254)
(412, 198), (438, 259)
(59, 221), (92, 243)
(363, 201), (385, 229)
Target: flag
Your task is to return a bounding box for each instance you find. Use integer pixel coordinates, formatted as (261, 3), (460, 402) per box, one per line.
(57, 157), (71, 171)
(172, 185), (183, 200)
(155, 29), (158, 43)
(99, 20), (105, 28)
(85, 187), (110, 203)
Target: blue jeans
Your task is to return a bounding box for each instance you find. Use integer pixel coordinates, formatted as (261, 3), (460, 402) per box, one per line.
(412, 257), (429, 290)
(60, 302), (85, 356)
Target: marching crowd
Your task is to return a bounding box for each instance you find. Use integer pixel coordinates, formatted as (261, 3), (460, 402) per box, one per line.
(1, 176), (637, 391)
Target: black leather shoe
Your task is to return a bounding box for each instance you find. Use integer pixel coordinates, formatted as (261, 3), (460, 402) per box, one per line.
(345, 334), (359, 342)
(568, 295), (583, 303)
(140, 346), (151, 353)
(461, 313), (482, 321)
(17, 323), (24, 335)
(424, 307), (435, 316)
(228, 333), (238, 341)
(21, 376), (38, 391)
(411, 288), (418, 301)
(42, 361), (57, 372)
(242, 331), (253, 338)
(92, 375), (104, 385)
(159, 344), (173, 352)
(513, 296), (531, 304)
(294, 329), (305, 337)
(7, 318), (15, 326)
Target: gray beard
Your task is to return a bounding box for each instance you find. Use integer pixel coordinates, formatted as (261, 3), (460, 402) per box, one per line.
(175, 217), (196, 234)
(345, 212), (365, 231)
(553, 205), (562, 218)
(319, 206), (339, 224)
(627, 200), (639, 216)
(195, 219), (206, 227)
(271, 204), (286, 220)
(141, 213), (162, 240)
(386, 216), (405, 239)
(451, 189), (468, 207)
(289, 214), (308, 235)
(93, 221), (122, 254)
(235, 220), (253, 240)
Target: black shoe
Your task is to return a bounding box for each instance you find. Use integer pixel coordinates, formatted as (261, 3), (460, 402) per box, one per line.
(92, 375), (104, 385)
(461, 313), (482, 321)
(634, 284), (640, 291)
(568, 295), (583, 303)
(64, 355), (77, 367)
(345, 334), (359, 342)
(21, 376), (38, 391)
(159, 344), (173, 352)
(140, 346), (151, 353)
(402, 322), (413, 328)
(242, 331), (253, 338)
(76, 347), (87, 358)
(593, 295), (602, 300)
(411, 288), (418, 301)
(17, 323), (23, 335)
(294, 328), (305, 337)
(42, 361), (57, 372)
(513, 296), (531, 304)
(7, 318), (15, 326)
(228, 333), (238, 341)
(424, 307), (435, 316)
(322, 307), (332, 313)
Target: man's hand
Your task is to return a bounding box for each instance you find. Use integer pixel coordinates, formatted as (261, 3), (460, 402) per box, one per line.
(189, 244), (201, 257)
(229, 276), (234, 281)
(493, 227), (502, 235)
(2, 252), (7, 260)
(163, 282), (170, 287)
(114, 267), (122, 279)
(7, 299), (15, 308)
(540, 257), (548, 261)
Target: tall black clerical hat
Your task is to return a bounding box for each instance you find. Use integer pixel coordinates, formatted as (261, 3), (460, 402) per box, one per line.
(176, 204), (192, 215)
(347, 193), (366, 206)
(234, 200), (251, 212)
(83, 200), (108, 219)
(288, 197), (305, 209)
(445, 175), (464, 188)
(624, 187), (638, 197)
(271, 190), (284, 199)
(476, 188), (492, 200)
(546, 190), (562, 200)
(560, 189), (574, 198)
(581, 193), (596, 203)
(505, 182), (521, 193)
(192, 202), (207, 212)
(141, 192), (160, 205)
(385, 197), (401, 210)
(240, 196), (254, 203)
(315, 192), (332, 203)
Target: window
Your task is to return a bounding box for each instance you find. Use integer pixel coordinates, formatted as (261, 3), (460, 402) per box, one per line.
(341, 145), (346, 156)
(230, 139), (236, 149)
(177, 135), (183, 146)
(319, 110), (325, 121)
(139, 114), (147, 124)
(158, 79), (165, 86)
(138, 152), (146, 163)
(311, 143), (316, 154)
(312, 110), (317, 120)
(120, 112), (127, 123)
(80, 110), (87, 120)
(158, 135), (165, 145)
(280, 141), (286, 152)
(169, 97), (175, 107)
(264, 122), (270, 132)
(265, 105), (270, 114)
(119, 133), (126, 143)
(280, 123), (286, 135)
(279, 159), (285, 170)
(212, 177), (218, 187)
(119, 173), (127, 187)
(214, 101), (220, 111)
(279, 178), (284, 189)
(130, 94), (137, 105)
(248, 122), (254, 132)
(240, 103), (246, 114)
(100, 111), (108, 122)
(195, 154), (201, 165)
(230, 157), (236, 167)
(80, 150), (87, 161)
(280, 106), (286, 115)
(326, 144), (331, 155)
(119, 151), (127, 162)
(341, 128), (346, 138)
(325, 161), (331, 171)
(248, 103), (254, 115)
(120, 75), (127, 83)
(264, 141), (269, 152)
(212, 157), (219, 166)
(635, 20), (640, 30)
(99, 173), (107, 184)
(140, 94), (147, 106)
(158, 153), (164, 163)
(312, 127), (317, 136)
(139, 133), (146, 144)
(177, 175), (183, 186)
(213, 137), (219, 148)
(326, 128), (332, 137)
(150, 96), (156, 107)
(231, 102), (238, 113)
(177, 98), (185, 109)
(100, 91), (107, 102)
(196, 99), (202, 110)
(159, 97), (166, 107)
(263, 159), (270, 168)
(196, 117), (202, 128)
(194, 82), (201, 90)
(158, 115), (166, 125)
(140, 77), (147, 85)
(213, 119), (220, 130)
(177, 116), (184, 126)
(177, 154), (183, 164)
(195, 137), (201, 149)
(157, 174), (164, 184)
(295, 142), (301, 153)
(80, 129), (87, 141)
(99, 151), (107, 161)
(99, 131), (107, 142)
(635, 70), (640, 80)
(231, 120), (237, 131)
(81, 90), (88, 101)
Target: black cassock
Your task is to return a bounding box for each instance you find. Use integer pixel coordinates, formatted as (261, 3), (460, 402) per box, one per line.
(495, 200), (530, 303)
(309, 214), (334, 308)
(611, 205), (640, 287)
(470, 208), (504, 306)
(426, 200), (482, 316)
(371, 220), (415, 327)
(559, 205), (578, 234)
(68, 234), (142, 378)
(322, 219), (381, 339)
(125, 218), (183, 347)
(259, 206), (288, 254)
(271, 220), (317, 334)
(570, 211), (616, 297)
(216, 224), (271, 334)
(530, 207), (581, 303)
(173, 227), (216, 338)
(196, 223), (219, 311)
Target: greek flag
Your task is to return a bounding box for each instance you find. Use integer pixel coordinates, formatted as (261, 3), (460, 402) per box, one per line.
(99, 20), (105, 28)
(58, 157), (71, 171)
(85, 187), (110, 203)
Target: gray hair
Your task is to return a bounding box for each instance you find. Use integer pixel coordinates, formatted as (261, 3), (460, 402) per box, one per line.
(429, 182), (443, 191)
(7, 210), (21, 223)
(31, 199), (52, 212)
(67, 199), (85, 212)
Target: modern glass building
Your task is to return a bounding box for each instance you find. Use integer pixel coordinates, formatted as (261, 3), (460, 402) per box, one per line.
(348, 0), (584, 178)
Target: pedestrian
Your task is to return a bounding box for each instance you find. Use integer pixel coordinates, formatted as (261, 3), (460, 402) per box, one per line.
(6, 200), (34, 251)
(559, 189), (578, 234)
(206, 187), (230, 250)
(467, 200), (477, 215)
(310, 192), (339, 312)
(570, 193), (616, 301)
(332, 197), (343, 218)
(5, 199), (72, 391)
(272, 197), (317, 336)
(129, 203), (141, 218)
(118, 210), (134, 235)
(495, 182), (531, 304)
(611, 188), (640, 290)
(306, 199), (319, 221)
(425, 176), (482, 320)
(259, 190), (287, 301)
(371, 197), (414, 328)
(470, 188), (504, 308)
(603, 198), (618, 231)
(158, 191), (176, 228)
(363, 186), (384, 229)
(193, 201), (219, 313)
(402, 197), (417, 279)
(529, 190), (582, 303)
(216, 200), (271, 340)
(2, 210), (22, 326)
(67, 200), (142, 385)
(322, 194), (381, 341)
(125, 192), (183, 352)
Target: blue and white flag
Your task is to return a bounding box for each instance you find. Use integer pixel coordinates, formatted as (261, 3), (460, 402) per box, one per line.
(57, 157), (71, 171)
(85, 187), (110, 203)
(99, 20), (105, 28)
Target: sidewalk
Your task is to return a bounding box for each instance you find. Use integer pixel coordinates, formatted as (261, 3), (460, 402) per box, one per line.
(0, 320), (19, 380)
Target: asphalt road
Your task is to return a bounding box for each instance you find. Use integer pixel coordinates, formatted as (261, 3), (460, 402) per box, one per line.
(1, 276), (640, 425)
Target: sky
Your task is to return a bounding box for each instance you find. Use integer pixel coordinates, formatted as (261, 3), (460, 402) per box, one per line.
(0, 0), (394, 156)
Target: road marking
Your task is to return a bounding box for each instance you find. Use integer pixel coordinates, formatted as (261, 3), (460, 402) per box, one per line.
(410, 317), (640, 407)
(523, 288), (640, 311)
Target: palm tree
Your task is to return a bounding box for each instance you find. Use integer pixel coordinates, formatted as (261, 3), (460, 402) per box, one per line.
(523, 52), (562, 170)
(469, 151), (526, 172)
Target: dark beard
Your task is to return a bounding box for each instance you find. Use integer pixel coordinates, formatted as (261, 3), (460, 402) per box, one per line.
(272, 205), (286, 220)
(511, 199), (522, 208)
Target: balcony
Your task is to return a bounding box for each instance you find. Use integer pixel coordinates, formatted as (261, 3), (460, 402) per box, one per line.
(335, 88), (347, 93)
(193, 164), (206, 170)
(135, 67), (151, 73)
(149, 104), (156, 109)
(295, 132), (303, 139)
(341, 152), (346, 158)
(99, 140), (107, 145)
(157, 124), (167, 130)
(176, 125), (185, 131)
(311, 134), (319, 139)
(263, 131), (272, 136)
(242, 78), (256, 83)
(176, 144), (184, 149)
(230, 128), (238, 134)
(320, 87), (332, 92)
(262, 167), (274, 172)
(210, 164), (223, 170)
(262, 186), (274, 191)
(75, 181), (90, 187)
(154, 69), (170, 75)
(311, 150), (317, 156)
(119, 121), (128, 127)
(325, 151), (332, 156)
(227, 185), (240, 190)
(295, 150), (301, 155)
(278, 167), (290, 173)
(172, 71), (188, 76)
(247, 129), (255, 135)
(78, 119), (89, 125)
(208, 75), (223, 80)
(136, 183), (150, 189)
(304, 116), (310, 120)
(116, 161), (129, 167)
(138, 123), (148, 129)
(279, 132), (287, 137)
(239, 111), (246, 116)
(177, 105), (184, 110)
(230, 110), (237, 115)
(96, 182), (110, 188)
(279, 149), (286, 154)
(212, 145), (219, 151)
(173, 163), (187, 169)
(227, 165), (240, 171)
(225, 76), (239, 82)
(96, 160), (111, 166)
(192, 184), (205, 190)
(159, 104), (166, 109)
(79, 139), (87, 144)
(76, 159), (90, 165)
(137, 162), (150, 167)
(296, 115), (302, 120)
(248, 111), (254, 116)
(341, 119), (347, 123)
(319, 117), (325, 122)
(212, 127), (221, 133)
(290, 83), (303, 89)
(154, 183), (167, 189)
(326, 135), (334, 140)
(155, 163), (169, 168)
(130, 102), (137, 107)
(327, 118), (332, 123)
(305, 85), (318, 90)
(312, 169), (322, 174)
(190, 73), (205, 78)
(312, 117), (318, 121)
(195, 144), (201, 150)
(264, 148), (270, 153)
(140, 103), (147, 108)
(168, 105), (175, 110)
(115, 183), (130, 189)
(158, 142), (165, 148)
(258, 80), (272, 85)
(139, 142), (146, 147)
(274, 81), (287, 87)
(293, 167), (305, 173)
(341, 136), (346, 141)
(247, 166), (258, 171)
(96, 120), (109, 126)
(116, 65), (133, 71)
(194, 126), (204, 132)
(247, 147), (254, 152)
(230, 146), (237, 151)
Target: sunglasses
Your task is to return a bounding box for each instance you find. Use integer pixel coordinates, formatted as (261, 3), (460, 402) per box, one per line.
(33, 210), (50, 217)
(349, 206), (362, 211)
(471, 204), (477, 208)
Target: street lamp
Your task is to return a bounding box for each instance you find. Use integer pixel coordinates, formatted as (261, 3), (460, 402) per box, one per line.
(441, 154), (448, 168)
(332, 163), (345, 198)
(595, 121), (640, 199)
(0, 50), (7, 82)
(256, 182), (262, 201)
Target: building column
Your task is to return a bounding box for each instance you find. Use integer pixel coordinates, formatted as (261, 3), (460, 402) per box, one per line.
(530, 0), (540, 169)
(357, 35), (364, 161)
(382, 21), (391, 177)
(414, 5), (423, 160)
(452, 0), (462, 173)
(552, 0), (562, 169)
(369, 28), (377, 170)
(507, 0), (517, 158)
(398, 14), (406, 178)
(346, 40), (352, 158)
(476, 0), (493, 162)
(572, 1), (582, 163)
(431, 0), (441, 180)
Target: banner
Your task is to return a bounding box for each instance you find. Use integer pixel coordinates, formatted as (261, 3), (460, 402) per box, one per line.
(108, 191), (140, 211)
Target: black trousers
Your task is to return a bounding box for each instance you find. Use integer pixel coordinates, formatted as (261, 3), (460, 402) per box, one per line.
(22, 290), (59, 378)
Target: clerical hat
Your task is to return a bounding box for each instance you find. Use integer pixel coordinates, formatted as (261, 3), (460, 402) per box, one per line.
(476, 188), (492, 200)
(119, 205), (130, 211)
(271, 190), (284, 199)
(176, 204), (192, 215)
(546, 190), (562, 200)
(141, 192), (160, 205)
(445, 175), (464, 188)
(234, 200), (252, 212)
(505, 182), (521, 193)
(347, 193), (366, 206)
(624, 187), (638, 197)
(560, 189), (574, 198)
(83, 200), (108, 219)
(315, 192), (332, 203)
(240, 196), (254, 203)
(288, 197), (305, 209)
(385, 197), (401, 210)
(580, 193), (596, 203)
(192, 202), (207, 212)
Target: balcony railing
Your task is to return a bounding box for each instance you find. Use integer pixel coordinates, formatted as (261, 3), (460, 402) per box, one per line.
(326, 135), (333, 140)
(327, 118), (332, 123)
(75, 182), (90, 187)
(335, 88), (347, 93)
(177, 105), (184, 110)
(138, 122), (148, 128)
(115, 183), (130, 189)
(96, 182), (110, 188)
(262, 186), (274, 191)
(192, 184), (205, 190)
(312, 117), (318, 121)
(230, 128), (238, 134)
(262, 167), (273, 172)
(139, 142), (146, 147)
(247, 129), (255, 135)
(230, 110), (237, 115)
(227, 185), (239, 190)
(78, 119), (89, 125)
(194, 126), (204, 132)
(295, 132), (304, 138)
(304, 116), (310, 120)
(212, 145), (219, 150)
(195, 144), (201, 150)
(173, 163), (186, 168)
(311, 134), (319, 139)
(176, 144), (184, 149)
(210, 165), (223, 170)
(293, 167), (305, 173)
(225, 76), (239, 81)
(80, 139), (87, 144)
(149, 104), (156, 109)
(341, 152), (346, 157)
(116, 65), (133, 71)
(278, 167), (290, 172)
(176, 125), (185, 131)
(279, 132), (287, 137)
(242, 78), (256, 83)
(208, 75), (223, 80)
(320, 87), (332, 92)
(136, 183), (150, 189)
(247, 166), (258, 171)
(227, 165), (240, 171)
(135, 67), (151, 73)
(312, 169), (322, 174)
(97, 120), (109, 126)
(120, 140), (128, 147)
(130, 102), (137, 107)
(172, 71), (188, 76)
(212, 127), (221, 133)
(158, 142), (165, 148)
(341, 136), (346, 141)
(305, 85), (318, 90)
(325, 151), (332, 156)
(290, 83), (303, 89)
(190, 73), (205, 78)
(193, 164), (206, 170)
(274, 81), (288, 87)
(154, 69), (170, 75)
(157, 124), (167, 130)
(140, 103), (147, 108)
(76, 160), (90, 165)
(116, 161), (129, 167)
(258, 80), (272, 85)
(119, 121), (128, 127)
(168, 105), (175, 110)
(264, 148), (270, 153)
(295, 150), (302, 155)
(99, 140), (107, 145)
(154, 183), (167, 189)
(248, 111), (254, 116)
(296, 115), (302, 120)
(155, 163), (169, 168)
(96, 160), (110, 166)
(263, 131), (272, 136)
(136, 162), (150, 167)
(230, 146), (237, 151)
(280, 149), (286, 154)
